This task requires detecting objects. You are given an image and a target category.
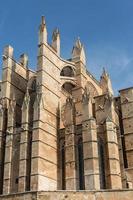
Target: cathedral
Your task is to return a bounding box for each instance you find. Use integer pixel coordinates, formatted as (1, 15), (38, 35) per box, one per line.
(0, 16), (133, 199)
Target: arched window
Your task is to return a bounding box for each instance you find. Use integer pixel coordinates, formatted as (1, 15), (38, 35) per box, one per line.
(62, 82), (75, 94)
(77, 137), (85, 190)
(98, 138), (106, 189)
(60, 66), (75, 77)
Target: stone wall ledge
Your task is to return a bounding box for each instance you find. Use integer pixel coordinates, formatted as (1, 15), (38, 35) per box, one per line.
(0, 190), (133, 200)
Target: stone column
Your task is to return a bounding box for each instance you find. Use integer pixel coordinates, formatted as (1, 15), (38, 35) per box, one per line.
(104, 118), (122, 189)
(18, 90), (30, 192)
(64, 97), (77, 190)
(82, 90), (100, 190)
(3, 99), (16, 194)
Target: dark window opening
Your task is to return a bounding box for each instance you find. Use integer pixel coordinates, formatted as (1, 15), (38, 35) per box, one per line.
(62, 82), (75, 94)
(118, 109), (128, 168)
(92, 103), (96, 118)
(15, 177), (19, 184)
(15, 105), (22, 128)
(0, 108), (7, 194)
(98, 138), (106, 189)
(77, 138), (85, 190)
(26, 91), (36, 191)
(60, 66), (75, 77)
(31, 79), (36, 92)
(61, 143), (66, 190)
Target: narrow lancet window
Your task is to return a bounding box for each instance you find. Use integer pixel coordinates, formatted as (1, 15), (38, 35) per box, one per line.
(98, 138), (106, 189)
(59, 140), (65, 190)
(77, 137), (85, 190)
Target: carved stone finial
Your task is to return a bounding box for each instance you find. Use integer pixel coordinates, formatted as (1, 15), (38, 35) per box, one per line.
(38, 16), (47, 45)
(41, 16), (46, 25)
(52, 28), (60, 41)
(40, 16), (46, 32)
(19, 54), (28, 68)
(102, 67), (107, 76)
(100, 67), (114, 96)
(52, 28), (60, 55)
(72, 38), (86, 65)
(75, 37), (82, 49)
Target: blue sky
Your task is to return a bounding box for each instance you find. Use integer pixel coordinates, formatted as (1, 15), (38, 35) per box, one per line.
(0, 0), (133, 95)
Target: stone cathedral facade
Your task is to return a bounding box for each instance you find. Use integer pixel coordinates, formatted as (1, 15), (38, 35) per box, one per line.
(0, 16), (133, 199)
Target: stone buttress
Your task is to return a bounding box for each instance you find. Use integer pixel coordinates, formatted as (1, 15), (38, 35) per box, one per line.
(64, 97), (77, 190)
(82, 88), (100, 190)
(119, 87), (133, 187)
(95, 92), (122, 189)
(30, 17), (61, 191)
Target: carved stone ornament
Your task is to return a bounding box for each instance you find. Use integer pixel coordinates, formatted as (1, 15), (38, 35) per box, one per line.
(22, 88), (30, 109)
(65, 126), (75, 134)
(61, 96), (75, 127)
(34, 92), (45, 110)
(66, 127), (71, 133)
(82, 87), (90, 103)
(82, 122), (89, 128)
(122, 96), (130, 104)
(0, 98), (8, 108)
(8, 98), (16, 113)
(0, 103), (4, 116)
(36, 82), (42, 94)
(33, 82), (45, 109)
(6, 134), (13, 144)
(97, 94), (113, 112)
(66, 96), (73, 107)
(21, 124), (28, 131)
(61, 104), (66, 126)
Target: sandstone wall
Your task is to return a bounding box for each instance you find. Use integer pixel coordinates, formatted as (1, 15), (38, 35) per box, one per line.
(0, 190), (133, 200)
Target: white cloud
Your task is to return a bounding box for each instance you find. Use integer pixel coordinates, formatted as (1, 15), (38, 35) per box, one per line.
(85, 44), (133, 94)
